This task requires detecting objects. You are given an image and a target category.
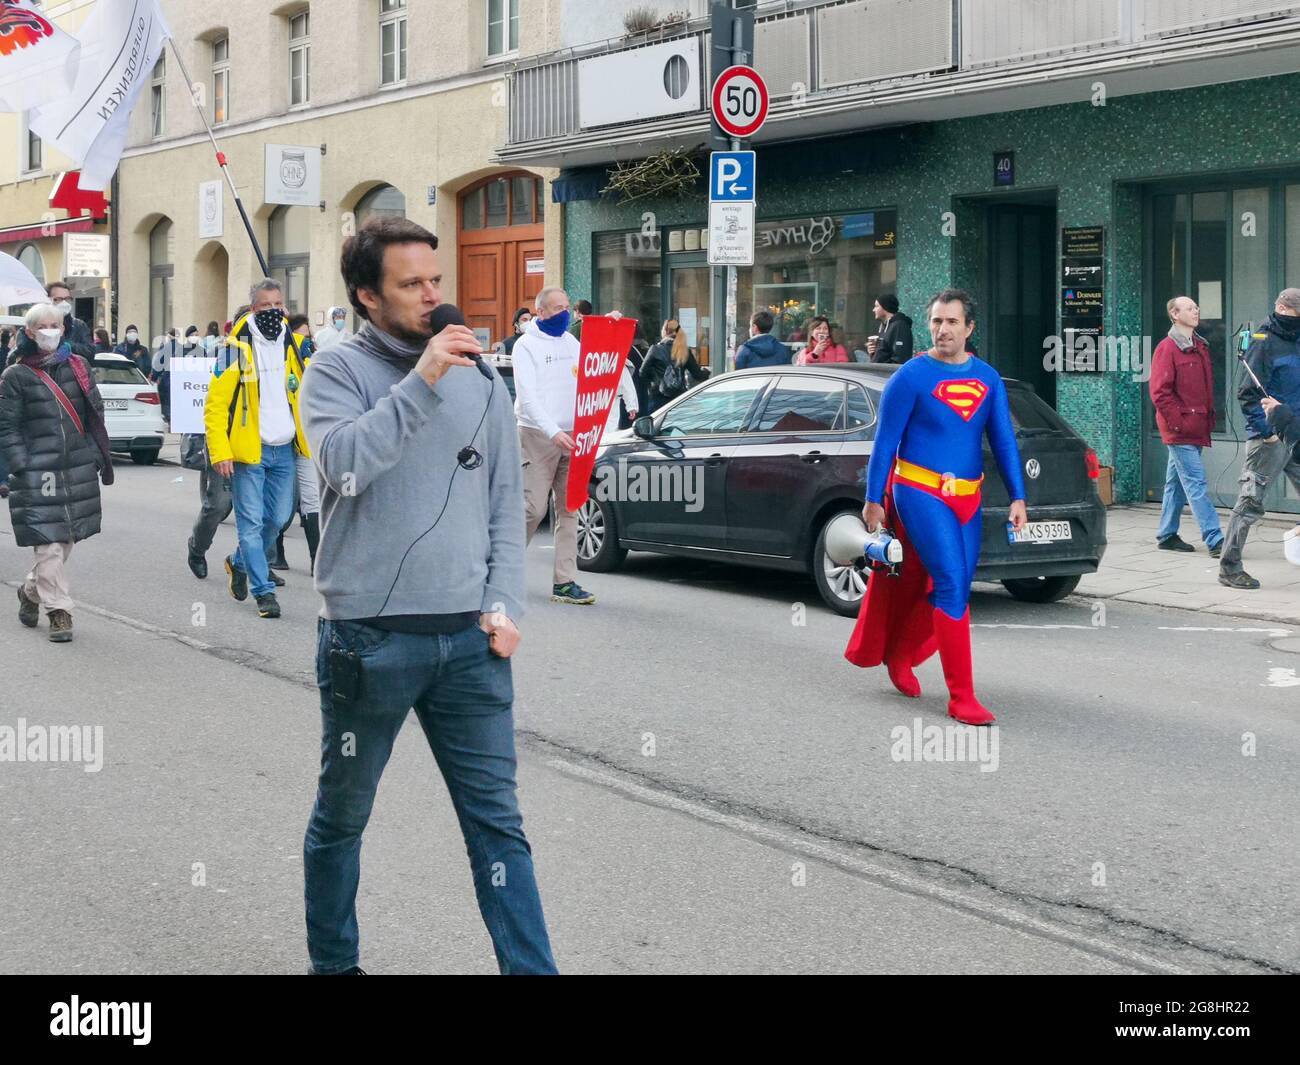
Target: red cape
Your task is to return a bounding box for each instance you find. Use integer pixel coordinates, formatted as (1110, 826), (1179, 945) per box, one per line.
(843, 479), (937, 670)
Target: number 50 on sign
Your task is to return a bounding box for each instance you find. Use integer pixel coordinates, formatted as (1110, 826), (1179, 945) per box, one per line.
(711, 65), (769, 139)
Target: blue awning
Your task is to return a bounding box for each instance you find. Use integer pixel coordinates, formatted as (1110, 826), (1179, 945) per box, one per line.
(551, 169), (605, 204)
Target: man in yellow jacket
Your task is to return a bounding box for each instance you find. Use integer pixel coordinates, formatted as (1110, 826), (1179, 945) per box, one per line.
(204, 279), (310, 619)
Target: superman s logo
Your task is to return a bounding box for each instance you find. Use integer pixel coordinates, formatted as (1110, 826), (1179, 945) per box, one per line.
(933, 379), (988, 422)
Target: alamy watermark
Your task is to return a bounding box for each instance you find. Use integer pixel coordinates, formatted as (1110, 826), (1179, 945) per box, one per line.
(890, 717), (999, 773)
(0, 719), (104, 773)
(592, 457), (703, 513)
(1043, 333), (1153, 382)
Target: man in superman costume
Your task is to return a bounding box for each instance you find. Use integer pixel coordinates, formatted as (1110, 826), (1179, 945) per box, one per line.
(845, 289), (1028, 726)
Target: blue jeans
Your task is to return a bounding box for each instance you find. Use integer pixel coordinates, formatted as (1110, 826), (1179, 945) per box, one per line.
(228, 443), (296, 597)
(1157, 444), (1224, 548)
(303, 620), (556, 975)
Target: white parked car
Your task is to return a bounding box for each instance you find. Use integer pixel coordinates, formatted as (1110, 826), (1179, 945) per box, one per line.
(89, 353), (165, 465)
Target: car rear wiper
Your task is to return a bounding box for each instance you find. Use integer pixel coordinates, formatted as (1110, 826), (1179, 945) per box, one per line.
(1015, 426), (1063, 437)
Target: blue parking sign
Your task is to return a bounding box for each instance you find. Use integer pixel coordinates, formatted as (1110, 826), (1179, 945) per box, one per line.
(710, 151), (756, 203)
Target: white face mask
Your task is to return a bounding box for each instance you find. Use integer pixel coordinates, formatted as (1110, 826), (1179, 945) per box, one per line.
(126, 331), (139, 342)
(35, 327), (62, 352)
(52, 301), (72, 316)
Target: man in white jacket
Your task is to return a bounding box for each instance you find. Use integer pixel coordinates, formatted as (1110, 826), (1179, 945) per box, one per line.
(514, 286), (632, 605)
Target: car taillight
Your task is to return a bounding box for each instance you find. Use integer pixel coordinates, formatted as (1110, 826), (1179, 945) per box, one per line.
(1084, 448), (1100, 479)
(134, 392), (160, 404)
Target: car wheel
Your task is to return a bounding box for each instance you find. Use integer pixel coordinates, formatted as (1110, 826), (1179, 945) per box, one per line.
(813, 509), (867, 617)
(1000, 574), (1081, 603)
(130, 447), (160, 465)
(576, 496), (627, 572)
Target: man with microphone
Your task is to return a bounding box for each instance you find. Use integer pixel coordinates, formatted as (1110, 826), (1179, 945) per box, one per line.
(298, 216), (556, 975)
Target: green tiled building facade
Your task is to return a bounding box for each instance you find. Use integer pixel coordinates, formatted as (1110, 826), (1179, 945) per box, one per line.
(562, 72), (1300, 509)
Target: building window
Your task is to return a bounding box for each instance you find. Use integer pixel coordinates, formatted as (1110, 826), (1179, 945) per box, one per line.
(289, 13), (311, 106)
(487, 0), (519, 58)
(212, 37), (230, 126)
(23, 116), (41, 172)
(149, 218), (175, 343)
(356, 183), (406, 228)
(380, 0), (407, 87)
(594, 210), (899, 362)
(461, 174), (543, 231)
(269, 205), (310, 315)
(151, 56), (166, 139)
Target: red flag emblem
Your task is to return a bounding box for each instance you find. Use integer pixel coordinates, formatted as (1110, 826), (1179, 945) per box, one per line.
(0, 3), (55, 57)
(932, 379), (988, 422)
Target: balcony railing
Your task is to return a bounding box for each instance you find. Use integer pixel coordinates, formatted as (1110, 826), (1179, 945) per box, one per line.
(504, 0), (1300, 152)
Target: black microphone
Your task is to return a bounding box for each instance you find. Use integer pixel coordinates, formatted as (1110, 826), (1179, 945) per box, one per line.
(428, 303), (492, 380)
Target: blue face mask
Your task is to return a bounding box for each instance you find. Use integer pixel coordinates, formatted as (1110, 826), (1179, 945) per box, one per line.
(332, 318), (345, 331)
(537, 310), (571, 337)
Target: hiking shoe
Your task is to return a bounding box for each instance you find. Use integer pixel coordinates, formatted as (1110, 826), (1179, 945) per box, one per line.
(551, 581), (596, 605)
(270, 572), (285, 588)
(225, 557), (248, 602)
(1157, 534), (1195, 552)
(255, 593), (281, 619)
(17, 585), (39, 628)
(48, 610), (73, 643)
(1218, 570), (1260, 590)
(1208, 541), (1223, 559)
(187, 538), (208, 579)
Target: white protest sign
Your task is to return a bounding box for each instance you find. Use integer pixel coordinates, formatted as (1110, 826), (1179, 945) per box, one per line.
(170, 357), (215, 434)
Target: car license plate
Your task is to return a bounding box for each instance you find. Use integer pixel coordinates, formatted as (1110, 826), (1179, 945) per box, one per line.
(104, 399), (128, 410)
(1008, 520), (1072, 545)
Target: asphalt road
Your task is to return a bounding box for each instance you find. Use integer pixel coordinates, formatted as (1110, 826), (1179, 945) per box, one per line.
(1, 457), (1296, 974)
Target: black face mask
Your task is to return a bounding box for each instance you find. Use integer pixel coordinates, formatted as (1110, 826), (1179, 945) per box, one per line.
(254, 309), (283, 341)
(1270, 311), (1300, 342)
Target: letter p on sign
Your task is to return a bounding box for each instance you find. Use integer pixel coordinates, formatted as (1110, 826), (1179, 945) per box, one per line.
(709, 151), (756, 204)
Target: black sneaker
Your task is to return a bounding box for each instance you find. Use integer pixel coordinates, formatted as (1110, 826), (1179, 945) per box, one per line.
(255, 592), (281, 619)
(187, 537), (208, 579)
(1219, 570), (1260, 590)
(270, 572), (286, 588)
(551, 581), (596, 605)
(308, 965), (367, 975)
(1157, 534), (1195, 552)
(1208, 542), (1223, 559)
(225, 558), (248, 602)
(17, 585), (39, 628)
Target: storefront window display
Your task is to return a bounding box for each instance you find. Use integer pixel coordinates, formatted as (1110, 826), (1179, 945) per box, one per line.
(595, 210), (897, 362)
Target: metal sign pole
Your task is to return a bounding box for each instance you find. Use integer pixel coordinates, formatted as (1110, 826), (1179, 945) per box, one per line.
(724, 13), (748, 373)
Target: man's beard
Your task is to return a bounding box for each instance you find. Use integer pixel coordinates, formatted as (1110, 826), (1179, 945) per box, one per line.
(379, 311), (432, 346)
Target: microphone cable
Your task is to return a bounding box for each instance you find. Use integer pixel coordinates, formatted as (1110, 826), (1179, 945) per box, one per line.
(373, 370), (496, 619)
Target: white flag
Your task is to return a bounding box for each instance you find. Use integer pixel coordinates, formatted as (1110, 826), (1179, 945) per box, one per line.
(30, 0), (172, 192)
(0, 1), (80, 112)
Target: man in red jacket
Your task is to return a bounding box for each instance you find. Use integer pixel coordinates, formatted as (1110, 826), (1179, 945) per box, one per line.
(1148, 296), (1224, 556)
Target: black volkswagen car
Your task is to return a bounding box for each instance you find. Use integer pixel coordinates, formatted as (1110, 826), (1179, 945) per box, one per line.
(576, 364), (1107, 616)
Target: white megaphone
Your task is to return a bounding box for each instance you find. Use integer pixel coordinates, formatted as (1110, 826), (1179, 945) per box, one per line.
(824, 513), (903, 571)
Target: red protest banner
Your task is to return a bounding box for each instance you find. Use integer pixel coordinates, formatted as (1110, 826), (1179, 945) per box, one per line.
(566, 314), (638, 511)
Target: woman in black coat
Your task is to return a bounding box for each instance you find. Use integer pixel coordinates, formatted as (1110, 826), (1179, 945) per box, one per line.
(641, 318), (707, 412)
(0, 306), (113, 643)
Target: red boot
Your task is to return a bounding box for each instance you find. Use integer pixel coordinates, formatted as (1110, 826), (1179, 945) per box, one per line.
(886, 601), (937, 698)
(932, 607), (995, 726)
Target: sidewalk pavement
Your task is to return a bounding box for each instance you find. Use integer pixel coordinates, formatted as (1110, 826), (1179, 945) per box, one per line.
(1073, 504), (1300, 625)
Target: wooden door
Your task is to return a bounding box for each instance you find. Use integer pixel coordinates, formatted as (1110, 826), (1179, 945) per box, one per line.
(460, 245), (504, 343)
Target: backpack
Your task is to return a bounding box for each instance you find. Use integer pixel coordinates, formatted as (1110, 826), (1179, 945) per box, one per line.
(658, 358), (686, 398)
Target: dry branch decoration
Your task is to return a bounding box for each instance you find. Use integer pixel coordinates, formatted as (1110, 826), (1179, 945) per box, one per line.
(601, 148), (702, 203)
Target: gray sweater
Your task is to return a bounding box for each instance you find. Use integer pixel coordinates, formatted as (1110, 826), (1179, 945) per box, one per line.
(300, 322), (526, 621)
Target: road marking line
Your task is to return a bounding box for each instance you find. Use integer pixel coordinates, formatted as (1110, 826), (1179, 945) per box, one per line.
(1159, 626), (1291, 636)
(545, 757), (1191, 975)
(973, 624), (1095, 630)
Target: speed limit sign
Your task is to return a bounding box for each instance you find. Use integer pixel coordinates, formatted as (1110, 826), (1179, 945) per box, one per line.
(711, 65), (769, 139)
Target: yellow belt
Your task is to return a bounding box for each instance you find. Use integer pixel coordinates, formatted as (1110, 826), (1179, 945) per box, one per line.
(894, 459), (983, 497)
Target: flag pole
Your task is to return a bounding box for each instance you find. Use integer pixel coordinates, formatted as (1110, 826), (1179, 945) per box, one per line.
(165, 38), (271, 277)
